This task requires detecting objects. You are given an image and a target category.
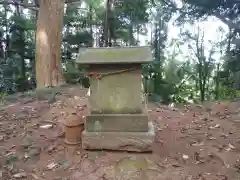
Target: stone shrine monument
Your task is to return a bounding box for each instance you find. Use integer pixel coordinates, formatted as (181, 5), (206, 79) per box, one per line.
(76, 46), (155, 152)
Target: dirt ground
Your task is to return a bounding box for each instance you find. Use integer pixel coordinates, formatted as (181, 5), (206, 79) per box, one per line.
(0, 85), (240, 180)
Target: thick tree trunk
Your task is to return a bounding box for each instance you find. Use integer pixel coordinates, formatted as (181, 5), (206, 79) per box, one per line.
(35, 0), (65, 88)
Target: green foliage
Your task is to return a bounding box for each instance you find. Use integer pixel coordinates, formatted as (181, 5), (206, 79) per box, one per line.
(0, 92), (7, 101)
(177, 0), (240, 29)
(0, 56), (20, 93)
(218, 86), (240, 100)
(0, 0), (239, 106)
(63, 63), (82, 84)
(63, 63), (89, 87)
(63, 31), (93, 48)
(15, 76), (29, 92)
(179, 0), (240, 93)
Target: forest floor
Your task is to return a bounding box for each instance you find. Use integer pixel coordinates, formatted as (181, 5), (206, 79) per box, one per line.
(0, 85), (240, 180)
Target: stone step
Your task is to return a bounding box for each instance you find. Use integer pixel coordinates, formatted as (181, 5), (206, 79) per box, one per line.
(86, 113), (149, 132)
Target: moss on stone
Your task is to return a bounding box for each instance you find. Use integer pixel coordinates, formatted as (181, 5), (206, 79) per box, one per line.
(76, 46), (152, 64)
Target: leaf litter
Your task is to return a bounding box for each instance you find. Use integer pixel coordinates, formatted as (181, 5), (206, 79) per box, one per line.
(0, 87), (239, 179)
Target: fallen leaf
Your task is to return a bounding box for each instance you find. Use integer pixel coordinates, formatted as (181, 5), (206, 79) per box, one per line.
(207, 137), (216, 140)
(209, 124), (220, 129)
(24, 153), (30, 160)
(228, 143), (236, 149)
(13, 172), (27, 178)
(47, 144), (57, 153)
(172, 162), (181, 167)
(42, 120), (57, 124)
(220, 133), (228, 138)
(234, 159), (240, 172)
(216, 174), (228, 180)
(31, 173), (39, 179)
(28, 147), (41, 157)
(156, 127), (163, 131)
(225, 143), (236, 151)
(194, 152), (204, 163)
(47, 162), (58, 170)
(182, 154), (189, 160)
(191, 141), (204, 146)
(40, 124), (53, 129)
(185, 175), (193, 180)
(208, 153), (230, 168)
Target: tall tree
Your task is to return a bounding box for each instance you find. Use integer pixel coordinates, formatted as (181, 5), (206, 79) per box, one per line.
(181, 26), (216, 102)
(180, 0), (240, 31)
(35, 0), (65, 88)
(177, 0), (240, 91)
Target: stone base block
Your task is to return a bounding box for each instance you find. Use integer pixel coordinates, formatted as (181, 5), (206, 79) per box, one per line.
(82, 121), (155, 152)
(86, 113), (148, 132)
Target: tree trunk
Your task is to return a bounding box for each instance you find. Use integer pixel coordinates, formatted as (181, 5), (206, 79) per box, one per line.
(103, 0), (110, 47)
(4, 4), (9, 61)
(35, 0), (65, 88)
(198, 65), (205, 102)
(215, 63), (220, 100)
(15, 4), (26, 81)
(89, 5), (93, 47)
(129, 24), (134, 46)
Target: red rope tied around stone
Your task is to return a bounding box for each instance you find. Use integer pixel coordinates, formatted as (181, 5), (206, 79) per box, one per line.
(88, 68), (137, 80)
(88, 72), (102, 80)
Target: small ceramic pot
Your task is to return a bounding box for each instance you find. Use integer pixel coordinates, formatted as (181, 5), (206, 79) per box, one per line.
(63, 112), (84, 145)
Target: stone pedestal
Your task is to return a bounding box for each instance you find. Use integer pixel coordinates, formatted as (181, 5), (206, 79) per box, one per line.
(76, 46), (155, 152)
(82, 122), (154, 152)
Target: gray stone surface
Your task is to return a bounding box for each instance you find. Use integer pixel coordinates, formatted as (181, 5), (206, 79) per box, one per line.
(71, 156), (165, 180)
(89, 66), (143, 114)
(86, 113), (148, 132)
(76, 46), (155, 152)
(76, 46), (152, 64)
(82, 121), (155, 152)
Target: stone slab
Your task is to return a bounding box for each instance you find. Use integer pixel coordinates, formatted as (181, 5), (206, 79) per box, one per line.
(76, 46), (152, 64)
(86, 113), (148, 132)
(82, 121), (155, 152)
(89, 67), (143, 114)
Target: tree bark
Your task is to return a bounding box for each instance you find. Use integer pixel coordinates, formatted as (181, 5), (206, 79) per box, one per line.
(35, 0), (65, 88)
(15, 3), (26, 81)
(4, 4), (9, 62)
(89, 4), (93, 47)
(103, 0), (110, 47)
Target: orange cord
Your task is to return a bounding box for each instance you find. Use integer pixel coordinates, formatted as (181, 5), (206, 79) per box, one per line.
(88, 68), (137, 80)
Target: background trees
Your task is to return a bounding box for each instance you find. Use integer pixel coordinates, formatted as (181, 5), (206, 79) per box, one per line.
(0, 0), (240, 104)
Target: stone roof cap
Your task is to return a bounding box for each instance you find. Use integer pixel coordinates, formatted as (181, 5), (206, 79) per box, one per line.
(76, 46), (152, 64)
